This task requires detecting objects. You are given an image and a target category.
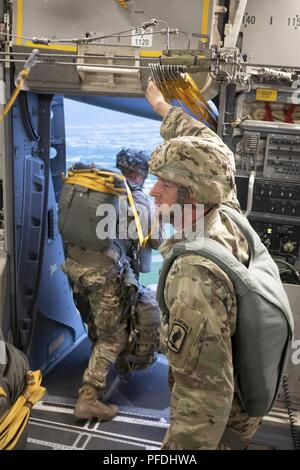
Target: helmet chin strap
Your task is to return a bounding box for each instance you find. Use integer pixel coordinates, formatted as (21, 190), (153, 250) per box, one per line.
(176, 185), (217, 215)
(176, 186), (189, 208)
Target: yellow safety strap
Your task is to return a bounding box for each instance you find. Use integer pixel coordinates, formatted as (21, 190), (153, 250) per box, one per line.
(64, 170), (127, 196)
(157, 72), (217, 130)
(0, 68), (30, 123)
(64, 169), (149, 248)
(117, 0), (128, 9)
(123, 178), (147, 248)
(140, 219), (159, 247)
(0, 370), (46, 450)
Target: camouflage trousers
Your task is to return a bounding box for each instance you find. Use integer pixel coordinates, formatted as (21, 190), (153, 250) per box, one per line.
(162, 367), (262, 450)
(115, 285), (161, 374)
(62, 257), (160, 391)
(218, 394), (263, 450)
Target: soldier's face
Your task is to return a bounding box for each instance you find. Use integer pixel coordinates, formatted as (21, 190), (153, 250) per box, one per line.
(150, 178), (178, 214)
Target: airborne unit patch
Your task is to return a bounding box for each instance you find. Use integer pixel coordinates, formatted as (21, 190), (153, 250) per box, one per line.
(167, 319), (189, 353)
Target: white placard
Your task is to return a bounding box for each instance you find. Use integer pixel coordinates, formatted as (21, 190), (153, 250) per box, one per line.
(131, 27), (153, 47)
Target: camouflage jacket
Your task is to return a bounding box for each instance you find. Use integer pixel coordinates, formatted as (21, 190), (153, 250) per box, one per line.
(159, 108), (251, 449)
(160, 205), (249, 449)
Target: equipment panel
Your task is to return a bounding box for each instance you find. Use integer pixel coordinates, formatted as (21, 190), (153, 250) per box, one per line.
(252, 179), (300, 217)
(264, 134), (300, 182)
(236, 175), (300, 261)
(249, 218), (300, 259)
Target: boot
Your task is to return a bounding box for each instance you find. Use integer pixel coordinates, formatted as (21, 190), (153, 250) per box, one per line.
(74, 383), (118, 420)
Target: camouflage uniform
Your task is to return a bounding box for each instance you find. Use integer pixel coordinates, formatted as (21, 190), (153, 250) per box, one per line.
(62, 159), (161, 395)
(115, 160), (161, 373)
(62, 250), (128, 391)
(151, 107), (262, 450)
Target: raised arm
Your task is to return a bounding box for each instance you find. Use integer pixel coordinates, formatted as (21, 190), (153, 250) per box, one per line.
(145, 79), (221, 142)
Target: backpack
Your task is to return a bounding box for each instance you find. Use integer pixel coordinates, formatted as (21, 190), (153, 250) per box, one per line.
(58, 168), (127, 253)
(0, 330), (45, 449)
(157, 204), (294, 417)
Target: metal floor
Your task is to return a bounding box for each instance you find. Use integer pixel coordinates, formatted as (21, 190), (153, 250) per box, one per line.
(27, 401), (168, 450)
(26, 337), (170, 450)
(27, 400), (299, 450)
(25, 337), (299, 450)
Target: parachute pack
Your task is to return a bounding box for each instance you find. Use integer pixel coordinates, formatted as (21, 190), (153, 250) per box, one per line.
(59, 167), (150, 254)
(58, 168), (127, 253)
(0, 330), (46, 449)
(157, 204), (294, 417)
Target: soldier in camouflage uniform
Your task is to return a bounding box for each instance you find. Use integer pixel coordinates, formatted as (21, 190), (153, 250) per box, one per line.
(61, 155), (161, 421)
(115, 148), (161, 374)
(146, 79), (263, 449)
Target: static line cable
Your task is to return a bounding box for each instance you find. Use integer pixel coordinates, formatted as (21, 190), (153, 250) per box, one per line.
(0, 49), (39, 123)
(1, 18), (172, 47)
(156, 19), (170, 51)
(0, 58), (149, 69)
(34, 24), (153, 45)
(117, 0), (129, 10)
(282, 373), (300, 450)
(178, 31), (192, 50)
(0, 51), (157, 61)
(1, 25), (144, 45)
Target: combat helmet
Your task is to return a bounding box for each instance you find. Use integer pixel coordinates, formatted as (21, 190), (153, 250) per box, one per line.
(116, 148), (150, 179)
(149, 136), (236, 205)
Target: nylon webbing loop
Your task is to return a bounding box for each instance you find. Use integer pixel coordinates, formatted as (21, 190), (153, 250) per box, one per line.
(0, 370), (46, 450)
(0, 69), (30, 123)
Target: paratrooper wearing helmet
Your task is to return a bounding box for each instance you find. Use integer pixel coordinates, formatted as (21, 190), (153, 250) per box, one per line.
(115, 148), (162, 375)
(147, 79), (263, 450)
(59, 148), (161, 422)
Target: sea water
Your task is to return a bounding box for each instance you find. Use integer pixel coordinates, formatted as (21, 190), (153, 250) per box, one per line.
(64, 98), (163, 285)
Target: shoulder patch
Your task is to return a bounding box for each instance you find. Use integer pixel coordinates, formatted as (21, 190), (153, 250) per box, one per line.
(167, 319), (190, 353)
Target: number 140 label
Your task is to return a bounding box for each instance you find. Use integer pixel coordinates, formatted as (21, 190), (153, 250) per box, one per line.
(131, 27), (153, 47)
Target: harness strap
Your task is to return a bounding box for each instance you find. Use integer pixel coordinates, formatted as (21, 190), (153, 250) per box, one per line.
(264, 102), (274, 122)
(0, 370), (46, 450)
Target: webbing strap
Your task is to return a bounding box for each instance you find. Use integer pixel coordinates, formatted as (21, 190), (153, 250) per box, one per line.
(0, 69), (30, 123)
(264, 102), (274, 122)
(117, 0), (128, 9)
(0, 370), (46, 450)
(284, 104), (296, 123)
(153, 72), (217, 130)
(64, 170), (127, 195)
